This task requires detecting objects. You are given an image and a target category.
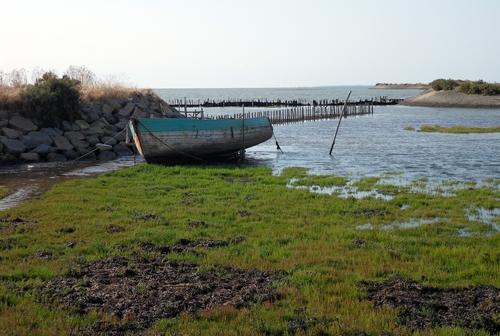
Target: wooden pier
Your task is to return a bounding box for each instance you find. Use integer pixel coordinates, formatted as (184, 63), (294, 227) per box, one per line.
(168, 96), (400, 108)
(207, 103), (373, 125)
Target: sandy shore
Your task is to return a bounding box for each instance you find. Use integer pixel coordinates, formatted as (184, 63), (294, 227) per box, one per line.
(403, 89), (500, 108)
(373, 83), (429, 89)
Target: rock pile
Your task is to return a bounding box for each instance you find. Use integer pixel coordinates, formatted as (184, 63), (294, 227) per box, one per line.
(0, 92), (181, 163)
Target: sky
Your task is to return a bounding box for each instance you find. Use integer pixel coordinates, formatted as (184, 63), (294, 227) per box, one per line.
(1, 0), (499, 88)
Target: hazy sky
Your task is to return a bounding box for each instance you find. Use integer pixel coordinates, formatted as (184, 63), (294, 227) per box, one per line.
(2, 0), (499, 88)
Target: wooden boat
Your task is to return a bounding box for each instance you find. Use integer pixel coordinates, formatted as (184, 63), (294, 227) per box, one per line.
(128, 117), (273, 162)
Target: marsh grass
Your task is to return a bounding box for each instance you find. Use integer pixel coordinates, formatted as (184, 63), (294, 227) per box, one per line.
(0, 186), (8, 198)
(0, 165), (498, 335)
(414, 125), (500, 134)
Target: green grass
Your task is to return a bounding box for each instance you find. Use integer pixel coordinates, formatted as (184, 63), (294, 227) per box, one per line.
(0, 165), (498, 335)
(415, 125), (500, 134)
(0, 186), (8, 198)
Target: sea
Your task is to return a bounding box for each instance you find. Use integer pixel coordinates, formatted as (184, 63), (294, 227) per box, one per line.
(154, 86), (500, 182)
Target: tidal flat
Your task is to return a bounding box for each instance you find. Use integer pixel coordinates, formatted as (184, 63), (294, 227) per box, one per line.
(0, 164), (498, 335)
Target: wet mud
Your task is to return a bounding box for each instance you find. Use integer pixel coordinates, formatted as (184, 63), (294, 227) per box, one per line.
(39, 256), (279, 335)
(363, 276), (500, 333)
(140, 236), (245, 255)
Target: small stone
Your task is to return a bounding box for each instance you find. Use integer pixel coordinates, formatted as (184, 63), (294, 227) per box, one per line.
(8, 115), (38, 132)
(20, 152), (40, 162)
(2, 127), (22, 139)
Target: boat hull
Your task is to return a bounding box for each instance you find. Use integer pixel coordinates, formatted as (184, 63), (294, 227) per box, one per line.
(130, 117), (273, 162)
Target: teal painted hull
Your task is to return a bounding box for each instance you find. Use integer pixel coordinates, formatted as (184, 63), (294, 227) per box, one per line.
(130, 117), (273, 162)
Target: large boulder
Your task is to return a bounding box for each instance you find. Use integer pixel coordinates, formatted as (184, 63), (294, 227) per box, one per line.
(103, 113), (117, 124)
(87, 135), (100, 146)
(63, 149), (78, 160)
(69, 139), (89, 150)
(102, 104), (114, 115)
(20, 152), (40, 162)
(64, 131), (85, 143)
(101, 136), (117, 146)
(113, 142), (133, 156)
(118, 102), (136, 118)
(40, 128), (63, 137)
(21, 131), (53, 149)
(0, 137), (26, 154)
(74, 120), (89, 130)
(61, 121), (74, 131)
(98, 150), (116, 161)
(81, 105), (101, 123)
(32, 144), (54, 155)
(52, 135), (73, 151)
(2, 127), (22, 139)
(9, 115), (38, 132)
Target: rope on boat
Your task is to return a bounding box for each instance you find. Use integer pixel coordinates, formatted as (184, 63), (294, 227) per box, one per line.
(273, 132), (284, 154)
(71, 127), (128, 163)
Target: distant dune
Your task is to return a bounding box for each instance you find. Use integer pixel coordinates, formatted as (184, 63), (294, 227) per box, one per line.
(374, 83), (429, 89)
(403, 89), (500, 108)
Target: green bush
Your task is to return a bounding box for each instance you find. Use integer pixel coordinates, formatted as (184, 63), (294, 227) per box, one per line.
(22, 72), (81, 127)
(430, 79), (460, 91)
(458, 80), (500, 95)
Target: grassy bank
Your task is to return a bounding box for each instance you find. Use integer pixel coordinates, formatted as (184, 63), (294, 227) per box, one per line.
(0, 165), (498, 335)
(0, 186), (8, 198)
(405, 125), (500, 134)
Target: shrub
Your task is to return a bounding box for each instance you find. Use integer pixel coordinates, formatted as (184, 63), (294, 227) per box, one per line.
(430, 79), (460, 91)
(22, 72), (82, 127)
(458, 80), (500, 96)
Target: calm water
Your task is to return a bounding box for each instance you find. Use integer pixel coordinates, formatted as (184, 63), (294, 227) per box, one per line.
(155, 86), (500, 182)
(155, 85), (422, 102)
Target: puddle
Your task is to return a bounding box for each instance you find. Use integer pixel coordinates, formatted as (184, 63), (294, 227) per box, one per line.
(356, 223), (374, 230)
(287, 178), (394, 201)
(357, 218), (442, 231)
(0, 156), (142, 211)
(64, 156), (142, 177)
(0, 187), (38, 212)
(466, 207), (500, 232)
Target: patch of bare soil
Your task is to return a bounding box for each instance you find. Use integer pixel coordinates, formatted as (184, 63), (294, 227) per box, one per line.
(140, 236), (245, 255)
(363, 276), (500, 333)
(39, 256), (279, 335)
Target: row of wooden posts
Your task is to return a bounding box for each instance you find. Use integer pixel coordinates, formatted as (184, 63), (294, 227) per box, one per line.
(169, 97), (400, 108)
(204, 103), (374, 125)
